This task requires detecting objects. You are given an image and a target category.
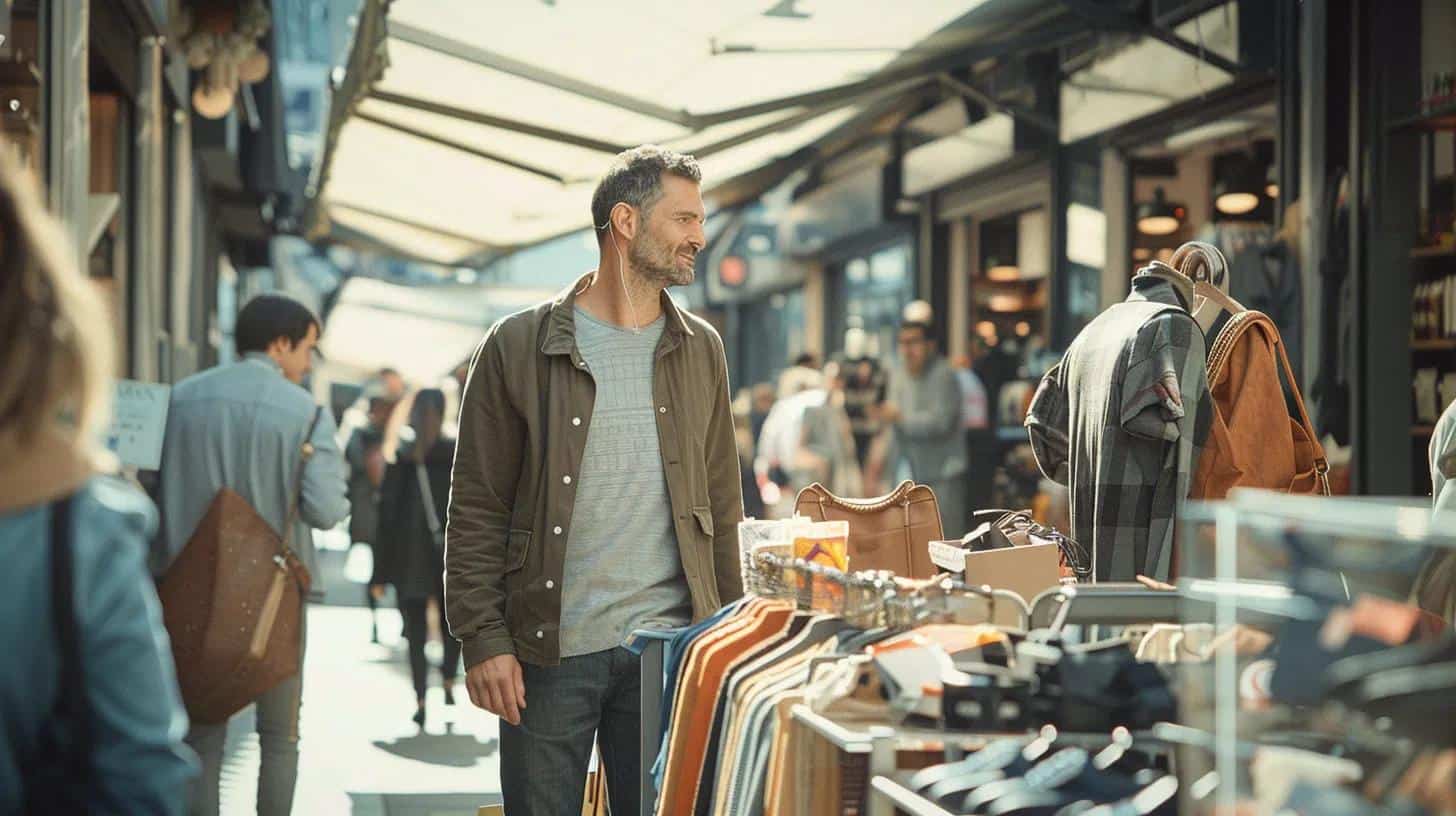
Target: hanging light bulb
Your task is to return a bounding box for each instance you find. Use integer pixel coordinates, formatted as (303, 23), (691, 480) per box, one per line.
(192, 80), (235, 119)
(1265, 163), (1279, 199)
(1136, 187), (1185, 236)
(1215, 154), (1263, 215)
(238, 46), (271, 84)
(986, 259), (1021, 281)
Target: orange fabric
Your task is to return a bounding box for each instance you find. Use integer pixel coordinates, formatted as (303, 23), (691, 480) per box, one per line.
(1191, 312), (1327, 501)
(660, 601), (794, 815)
(867, 624), (1006, 657)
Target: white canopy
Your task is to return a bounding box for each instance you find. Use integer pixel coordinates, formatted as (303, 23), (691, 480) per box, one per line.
(315, 0), (991, 264)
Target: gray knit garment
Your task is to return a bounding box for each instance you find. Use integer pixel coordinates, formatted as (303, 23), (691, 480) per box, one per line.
(558, 307), (692, 657)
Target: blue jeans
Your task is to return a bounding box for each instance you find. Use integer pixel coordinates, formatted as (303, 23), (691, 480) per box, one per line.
(501, 647), (640, 815)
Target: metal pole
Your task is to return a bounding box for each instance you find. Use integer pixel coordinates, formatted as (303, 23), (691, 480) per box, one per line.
(43, 0), (89, 274)
(135, 35), (166, 382)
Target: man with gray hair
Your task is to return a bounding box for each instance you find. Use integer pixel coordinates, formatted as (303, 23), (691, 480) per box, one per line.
(446, 145), (745, 813)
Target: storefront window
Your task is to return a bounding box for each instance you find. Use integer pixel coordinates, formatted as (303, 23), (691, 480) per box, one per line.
(833, 240), (913, 362)
(736, 289), (805, 391)
(972, 209), (1050, 357)
(1128, 113), (1298, 364)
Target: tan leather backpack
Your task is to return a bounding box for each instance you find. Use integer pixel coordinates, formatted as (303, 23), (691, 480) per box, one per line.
(1191, 309), (1330, 499)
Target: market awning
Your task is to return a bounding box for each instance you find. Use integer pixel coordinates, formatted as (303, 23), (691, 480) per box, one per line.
(309, 0), (1033, 265)
(310, 0), (1256, 267)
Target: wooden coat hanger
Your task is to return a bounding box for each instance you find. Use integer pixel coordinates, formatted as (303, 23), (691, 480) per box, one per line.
(1170, 241), (1244, 335)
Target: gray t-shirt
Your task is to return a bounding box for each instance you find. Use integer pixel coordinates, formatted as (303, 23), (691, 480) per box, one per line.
(559, 307), (693, 657)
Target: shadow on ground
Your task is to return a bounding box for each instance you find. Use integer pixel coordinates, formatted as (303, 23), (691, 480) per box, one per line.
(371, 725), (499, 768)
(348, 791), (502, 816)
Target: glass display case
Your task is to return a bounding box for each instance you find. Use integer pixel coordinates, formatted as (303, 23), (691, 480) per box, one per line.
(1175, 489), (1456, 815)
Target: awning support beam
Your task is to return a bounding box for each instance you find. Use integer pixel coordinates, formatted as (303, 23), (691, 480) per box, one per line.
(355, 110), (570, 183)
(391, 18), (1092, 133)
(1057, 0), (1245, 75)
(389, 21), (693, 127)
(691, 19), (1091, 129)
(936, 74), (1058, 135)
(687, 79), (924, 158)
(368, 89), (631, 154)
(329, 200), (492, 247)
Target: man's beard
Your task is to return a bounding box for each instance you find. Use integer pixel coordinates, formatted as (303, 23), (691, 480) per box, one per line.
(629, 232), (695, 287)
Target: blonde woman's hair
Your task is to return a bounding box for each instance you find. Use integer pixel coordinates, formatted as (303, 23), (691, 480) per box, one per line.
(0, 149), (113, 452)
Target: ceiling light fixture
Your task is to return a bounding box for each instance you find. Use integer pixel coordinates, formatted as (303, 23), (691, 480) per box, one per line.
(1136, 187), (1185, 236)
(1215, 155), (1264, 215)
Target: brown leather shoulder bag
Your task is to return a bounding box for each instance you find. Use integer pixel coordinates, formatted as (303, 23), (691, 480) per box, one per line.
(794, 480), (942, 578)
(157, 407), (321, 724)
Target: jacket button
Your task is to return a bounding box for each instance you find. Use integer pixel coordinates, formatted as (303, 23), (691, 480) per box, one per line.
(563, 475), (572, 485)
(572, 417), (581, 426)
(545, 580), (555, 589)
(553, 526), (563, 535)
(535, 630), (544, 639)
(659, 406), (667, 413)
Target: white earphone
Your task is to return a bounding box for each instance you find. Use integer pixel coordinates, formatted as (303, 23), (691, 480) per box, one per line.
(598, 204), (642, 335)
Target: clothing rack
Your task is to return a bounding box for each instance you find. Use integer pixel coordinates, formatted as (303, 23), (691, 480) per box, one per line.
(1028, 583), (1183, 629)
(634, 557), (1038, 814)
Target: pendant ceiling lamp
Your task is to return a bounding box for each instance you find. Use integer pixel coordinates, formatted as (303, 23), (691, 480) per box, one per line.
(1265, 163), (1279, 199)
(1215, 155), (1264, 215)
(1136, 187), (1184, 236)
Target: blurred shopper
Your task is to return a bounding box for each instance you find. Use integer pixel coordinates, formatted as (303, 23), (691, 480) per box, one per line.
(734, 408), (768, 520)
(884, 320), (968, 534)
(371, 389), (461, 729)
(757, 364), (826, 497)
(841, 327), (888, 469)
(796, 362), (865, 498)
(0, 153), (195, 813)
(776, 352), (820, 399)
(448, 146), (744, 815)
(954, 350), (995, 514)
(346, 382), (397, 643)
(378, 367), (406, 401)
(156, 293), (349, 816)
(749, 382), (776, 446)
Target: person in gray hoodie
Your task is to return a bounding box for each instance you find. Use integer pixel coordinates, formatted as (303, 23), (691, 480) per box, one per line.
(883, 320), (969, 535)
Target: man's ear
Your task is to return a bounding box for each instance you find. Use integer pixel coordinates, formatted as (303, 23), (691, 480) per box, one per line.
(611, 203), (638, 242)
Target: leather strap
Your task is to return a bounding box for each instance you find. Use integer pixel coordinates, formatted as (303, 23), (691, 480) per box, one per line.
(49, 496), (88, 770)
(280, 406), (324, 559)
(1267, 320), (1330, 495)
(417, 461), (443, 539)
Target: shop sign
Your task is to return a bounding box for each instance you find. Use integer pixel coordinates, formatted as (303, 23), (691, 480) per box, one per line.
(107, 380), (171, 470)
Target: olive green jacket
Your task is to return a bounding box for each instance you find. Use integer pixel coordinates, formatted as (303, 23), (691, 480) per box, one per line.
(446, 275), (745, 668)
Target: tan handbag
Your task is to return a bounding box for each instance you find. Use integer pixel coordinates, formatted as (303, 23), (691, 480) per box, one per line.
(157, 407), (322, 725)
(794, 480), (942, 578)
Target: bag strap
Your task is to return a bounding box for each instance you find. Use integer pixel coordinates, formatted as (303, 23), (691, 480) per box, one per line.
(1266, 320), (1331, 495)
(281, 406), (324, 557)
(49, 496), (89, 773)
(416, 460), (443, 537)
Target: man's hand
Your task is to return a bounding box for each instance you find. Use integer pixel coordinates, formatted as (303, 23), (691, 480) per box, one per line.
(466, 653), (527, 726)
(879, 402), (902, 424)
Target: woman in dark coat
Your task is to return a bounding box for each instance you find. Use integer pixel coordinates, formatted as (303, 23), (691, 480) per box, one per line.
(370, 389), (461, 728)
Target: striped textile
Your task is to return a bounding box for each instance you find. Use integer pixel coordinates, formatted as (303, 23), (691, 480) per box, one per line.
(1025, 274), (1211, 581)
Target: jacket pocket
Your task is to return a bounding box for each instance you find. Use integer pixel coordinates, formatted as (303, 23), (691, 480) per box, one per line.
(506, 529), (532, 573)
(692, 507), (715, 540)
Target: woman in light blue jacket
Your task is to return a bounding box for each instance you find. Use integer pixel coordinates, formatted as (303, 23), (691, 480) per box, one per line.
(0, 150), (195, 814)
